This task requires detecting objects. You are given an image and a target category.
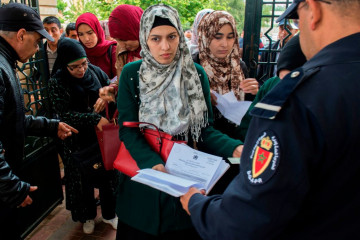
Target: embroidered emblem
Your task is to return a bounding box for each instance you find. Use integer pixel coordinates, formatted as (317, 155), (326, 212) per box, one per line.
(252, 136), (273, 178)
(247, 131), (280, 185)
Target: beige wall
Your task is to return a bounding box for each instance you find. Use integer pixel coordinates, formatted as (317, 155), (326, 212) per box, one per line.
(39, 0), (58, 19)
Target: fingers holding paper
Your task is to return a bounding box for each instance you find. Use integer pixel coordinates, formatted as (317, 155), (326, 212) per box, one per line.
(240, 78), (259, 95)
(180, 187), (206, 215)
(152, 163), (166, 173)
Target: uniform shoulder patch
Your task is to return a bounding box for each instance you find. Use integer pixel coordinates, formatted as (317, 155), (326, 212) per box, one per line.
(247, 131), (280, 185)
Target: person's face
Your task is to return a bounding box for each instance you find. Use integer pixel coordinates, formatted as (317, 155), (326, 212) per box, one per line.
(43, 23), (63, 48)
(114, 38), (139, 52)
(297, 1), (312, 59)
(209, 23), (235, 59)
(67, 30), (79, 41)
(67, 58), (88, 78)
(147, 25), (179, 65)
(184, 30), (192, 39)
(77, 24), (98, 49)
(278, 24), (294, 47)
(18, 31), (41, 63)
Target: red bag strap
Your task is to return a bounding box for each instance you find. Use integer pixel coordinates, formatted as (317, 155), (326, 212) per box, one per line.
(105, 102), (119, 122)
(123, 121), (163, 148)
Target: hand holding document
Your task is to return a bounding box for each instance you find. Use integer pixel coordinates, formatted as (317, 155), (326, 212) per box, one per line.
(131, 143), (230, 197)
(213, 91), (252, 125)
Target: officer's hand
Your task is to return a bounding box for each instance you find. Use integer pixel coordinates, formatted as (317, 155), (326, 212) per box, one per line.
(152, 164), (166, 173)
(57, 122), (79, 140)
(240, 78), (259, 95)
(232, 145), (244, 158)
(210, 92), (218, 106)
(18, 186), (37, 208)
(180, 187), (206, 215)
(99, 86), (116, 102)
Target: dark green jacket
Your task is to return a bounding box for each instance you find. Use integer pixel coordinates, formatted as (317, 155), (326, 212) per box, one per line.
(235, 76), (281, 140)
(116, 60), (242, 236)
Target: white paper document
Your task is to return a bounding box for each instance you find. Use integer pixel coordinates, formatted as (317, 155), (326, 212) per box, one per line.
(131, 143), (230, 197)
(228, 157), (241, 164)
(213, 91), (252, 125)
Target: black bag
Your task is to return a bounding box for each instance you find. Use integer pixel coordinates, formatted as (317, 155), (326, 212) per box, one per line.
(71, 141), (105, 177)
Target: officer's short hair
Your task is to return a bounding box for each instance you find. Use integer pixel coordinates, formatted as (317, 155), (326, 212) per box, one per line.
(43, 16), (62, 29)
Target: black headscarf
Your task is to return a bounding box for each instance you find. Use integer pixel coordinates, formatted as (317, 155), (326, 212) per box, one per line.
(53, 37), (102, 113)
(52, 37), (86, 73)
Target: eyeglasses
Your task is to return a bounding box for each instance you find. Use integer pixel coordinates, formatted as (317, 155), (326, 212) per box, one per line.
(67, 59), (89, 71)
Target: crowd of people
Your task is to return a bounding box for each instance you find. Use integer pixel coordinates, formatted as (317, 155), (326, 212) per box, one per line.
(1, 0), (360, 239)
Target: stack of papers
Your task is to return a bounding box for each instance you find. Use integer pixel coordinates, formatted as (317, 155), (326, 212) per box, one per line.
(213, 91), (252, 125)
(131, 143), (229, 197)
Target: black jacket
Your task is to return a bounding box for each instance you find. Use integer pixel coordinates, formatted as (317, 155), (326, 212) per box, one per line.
(0, 36), (59, 208)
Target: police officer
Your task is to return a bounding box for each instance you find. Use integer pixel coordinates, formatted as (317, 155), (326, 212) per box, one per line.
(0, 3), (77, 239)
(180, 0), (360, 239)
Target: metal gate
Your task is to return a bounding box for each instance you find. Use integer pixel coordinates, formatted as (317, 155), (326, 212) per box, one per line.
(1, 0), (63, 238)
(242, 0), (294, 84)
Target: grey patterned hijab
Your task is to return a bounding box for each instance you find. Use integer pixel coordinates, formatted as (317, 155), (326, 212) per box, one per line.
(138, 4), (208, 141)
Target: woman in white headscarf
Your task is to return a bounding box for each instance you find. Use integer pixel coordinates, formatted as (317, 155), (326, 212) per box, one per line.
(189, 9), (214, 56)
(115, 4), (243, 239)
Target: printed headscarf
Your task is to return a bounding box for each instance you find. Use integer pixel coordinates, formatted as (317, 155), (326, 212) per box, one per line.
(138, 4), (208, 141)
(189, 9), (214, 56)
(108, 4), (143, 60)
(76, 12), (116, 58)
(198, 11), (245, 100)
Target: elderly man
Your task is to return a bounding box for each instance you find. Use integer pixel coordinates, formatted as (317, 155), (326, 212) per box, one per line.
(0, 3), (77, 239)
(180, 0), (360, 239)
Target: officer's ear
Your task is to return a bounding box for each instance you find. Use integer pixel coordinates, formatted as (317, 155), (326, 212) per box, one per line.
(16, 28), (27, 42)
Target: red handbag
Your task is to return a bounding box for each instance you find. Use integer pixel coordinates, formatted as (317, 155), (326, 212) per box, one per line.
(113, 122), (186, 177)
(95, 104), (120, 170)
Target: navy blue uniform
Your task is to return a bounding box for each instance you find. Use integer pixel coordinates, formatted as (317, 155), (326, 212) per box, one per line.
(188, 33), (360, 239)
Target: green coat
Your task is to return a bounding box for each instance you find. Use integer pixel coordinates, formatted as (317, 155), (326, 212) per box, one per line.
(116, 60), (242, 236)
(235, 76), (281, 140)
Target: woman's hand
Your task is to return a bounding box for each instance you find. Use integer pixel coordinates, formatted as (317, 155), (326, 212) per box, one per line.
(152, 164), (166, 173)
(240, 78), (259, 95)
(93, 98), (106, 113)
(232, 145), (244, 158)
(99, 86), (116, 102)
(96, 117), (110, 131)
(210, 92), (218, 106)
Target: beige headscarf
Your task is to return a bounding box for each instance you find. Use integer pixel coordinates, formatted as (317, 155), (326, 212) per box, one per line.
(138, 4), (208, 141)
(198, 11), (246, 101)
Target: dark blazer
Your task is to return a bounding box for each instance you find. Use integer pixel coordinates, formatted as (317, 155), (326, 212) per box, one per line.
(0, 37), (59, 208)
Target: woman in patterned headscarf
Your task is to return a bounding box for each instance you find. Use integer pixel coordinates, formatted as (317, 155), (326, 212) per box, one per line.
(114, 4), (243, 239)
(194, 11), (259, 139)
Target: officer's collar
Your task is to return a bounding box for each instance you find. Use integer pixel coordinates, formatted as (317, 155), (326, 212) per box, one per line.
(302, 32), (360, 72)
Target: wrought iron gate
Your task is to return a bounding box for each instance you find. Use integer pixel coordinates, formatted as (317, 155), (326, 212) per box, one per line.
(243, 0), (294, 83)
